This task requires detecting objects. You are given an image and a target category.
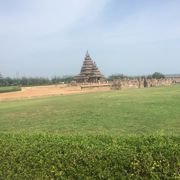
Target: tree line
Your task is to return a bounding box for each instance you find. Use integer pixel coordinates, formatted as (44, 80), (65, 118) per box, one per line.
(0, 74), (74, 86)
(107, 72), (165, 81)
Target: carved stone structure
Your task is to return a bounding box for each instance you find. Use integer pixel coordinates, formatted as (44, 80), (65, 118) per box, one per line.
(111, 77), (180, 90)
(74, 51), (105, 83)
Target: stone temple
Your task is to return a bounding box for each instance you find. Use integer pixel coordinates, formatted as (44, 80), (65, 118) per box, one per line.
(74, 51), (105, 83)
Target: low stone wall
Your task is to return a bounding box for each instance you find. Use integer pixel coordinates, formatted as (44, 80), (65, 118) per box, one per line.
(112, 77), (180, 90)
(80, 84), (111, 90)
(70, 77), (180, 90)
(173, 77), (180, 83)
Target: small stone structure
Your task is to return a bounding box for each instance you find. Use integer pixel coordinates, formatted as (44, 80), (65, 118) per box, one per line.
(74, 51), (106, 83)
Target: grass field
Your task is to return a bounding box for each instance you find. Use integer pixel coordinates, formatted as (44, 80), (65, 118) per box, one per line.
(0, 86), (21, 93)
(0, 85), (180, 179)
(0, 85), (179, 135)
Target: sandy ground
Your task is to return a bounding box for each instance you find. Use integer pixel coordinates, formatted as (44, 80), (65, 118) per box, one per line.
(0, 85), (111, 101)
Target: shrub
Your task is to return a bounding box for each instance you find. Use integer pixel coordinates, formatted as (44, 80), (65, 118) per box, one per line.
(0, 134), (179, 179)
(152, 72), (165, 79)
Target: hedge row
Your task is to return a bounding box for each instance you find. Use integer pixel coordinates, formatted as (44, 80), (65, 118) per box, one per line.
(0, 134), (179, 179)
(0, 86), (21, 93)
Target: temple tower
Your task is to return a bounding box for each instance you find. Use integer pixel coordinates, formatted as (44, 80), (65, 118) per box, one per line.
(74, 51), (105, 83)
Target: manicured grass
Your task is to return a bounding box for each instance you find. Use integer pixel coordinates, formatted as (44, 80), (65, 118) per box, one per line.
(0, 85), (179, 135)
(0, 86), (21, 93)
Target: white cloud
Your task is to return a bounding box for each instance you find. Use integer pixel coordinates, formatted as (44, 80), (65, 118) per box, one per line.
(0, 0), (110, 36)
(105, 1), (180, 44)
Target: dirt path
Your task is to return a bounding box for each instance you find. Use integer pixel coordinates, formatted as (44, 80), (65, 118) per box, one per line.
(0, 85), (110, 101)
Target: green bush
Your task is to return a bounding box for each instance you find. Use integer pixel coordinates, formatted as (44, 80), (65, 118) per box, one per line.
(0, 134), (179, 179)
(0, 86), (21, 93)
(152, 72), (165, 79)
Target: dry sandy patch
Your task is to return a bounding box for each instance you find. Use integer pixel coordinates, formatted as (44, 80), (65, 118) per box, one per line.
(0, 85), (110, 101)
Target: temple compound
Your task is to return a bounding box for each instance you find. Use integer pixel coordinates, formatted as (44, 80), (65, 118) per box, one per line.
(74, 51), (106, 83)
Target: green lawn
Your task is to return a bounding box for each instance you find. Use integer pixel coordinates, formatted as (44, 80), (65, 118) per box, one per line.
(0, 86), (21, 93)
(0, 85), (179, 135)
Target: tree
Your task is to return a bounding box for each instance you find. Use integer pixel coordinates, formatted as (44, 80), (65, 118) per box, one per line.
(108, 74), (126, 81)
(152, 72), (165, 79)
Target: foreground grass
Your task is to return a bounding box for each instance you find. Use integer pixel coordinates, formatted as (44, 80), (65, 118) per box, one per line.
(0, 134), (179, 179)
(0, 85), (179, 135)
(0, 86), (21, 93)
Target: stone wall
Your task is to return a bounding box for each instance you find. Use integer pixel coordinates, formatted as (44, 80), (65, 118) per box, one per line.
(111, 77), (180, 90)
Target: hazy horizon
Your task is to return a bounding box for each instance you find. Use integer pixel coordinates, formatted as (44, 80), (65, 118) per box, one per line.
(0, 0), (180, 77)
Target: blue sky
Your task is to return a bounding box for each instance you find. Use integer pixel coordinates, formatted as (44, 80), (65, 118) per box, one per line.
(0, 0), (180, 77)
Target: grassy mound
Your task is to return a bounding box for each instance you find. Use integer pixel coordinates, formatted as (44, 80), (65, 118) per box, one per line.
(0, 134), (179, 179)
(0, 86), (21, 93)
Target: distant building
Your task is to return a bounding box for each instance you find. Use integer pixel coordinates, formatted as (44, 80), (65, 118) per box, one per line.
(74, 51), (106, 83)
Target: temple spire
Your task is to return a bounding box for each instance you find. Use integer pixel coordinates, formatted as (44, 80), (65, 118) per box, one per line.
(86, 50), (90, 57)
